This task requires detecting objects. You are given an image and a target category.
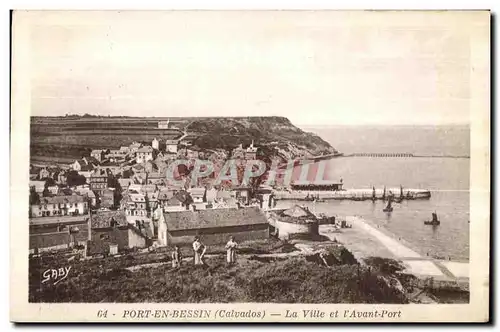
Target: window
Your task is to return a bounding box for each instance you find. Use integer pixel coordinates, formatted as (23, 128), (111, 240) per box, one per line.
(53, 204), (56, 209)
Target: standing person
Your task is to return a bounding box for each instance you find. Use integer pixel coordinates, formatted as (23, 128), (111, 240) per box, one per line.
(225, 236), (238, 265)
(171, 245), (182, 269)
(192, 236), (206, 266)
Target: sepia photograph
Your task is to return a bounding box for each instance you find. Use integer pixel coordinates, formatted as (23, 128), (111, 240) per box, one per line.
(10, 9), (490, 322)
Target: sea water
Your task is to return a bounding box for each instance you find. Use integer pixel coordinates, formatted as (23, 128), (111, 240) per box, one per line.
(280, 125), (470, 261)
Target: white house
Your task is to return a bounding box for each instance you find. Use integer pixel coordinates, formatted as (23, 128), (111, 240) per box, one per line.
(30, 194), (88, 218)
(152, 138), (159, 150)
(188, 187), (206, 203)
(72, 160), (82, 171)
(165, 140), (179, 154)
(136, 146), (154, 164)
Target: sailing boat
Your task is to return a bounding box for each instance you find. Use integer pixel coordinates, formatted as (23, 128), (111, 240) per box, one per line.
(395, 185), (404, 203)
(424, 212), (440, 225)
(383, 197), (393, 212)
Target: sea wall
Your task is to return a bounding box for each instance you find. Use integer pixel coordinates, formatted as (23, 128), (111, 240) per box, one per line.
(272, 219), (319, 240)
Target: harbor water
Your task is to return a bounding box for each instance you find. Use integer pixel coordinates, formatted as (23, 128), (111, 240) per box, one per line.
(278, 125), (470, 261)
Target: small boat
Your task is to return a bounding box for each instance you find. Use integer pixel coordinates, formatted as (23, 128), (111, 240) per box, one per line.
(424, 212), (440, 226)
(304, 195), (315, 201)
(383, 199), (393, 212)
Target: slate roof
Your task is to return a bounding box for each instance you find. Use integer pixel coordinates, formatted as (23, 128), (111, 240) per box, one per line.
(91, 210), (127, 228)
(277, 205), (317, 224)
(85, 156), (100, 165)
(163, 206), (268, 231)
(130, 194), (146, 203)
(137, 146), (153, 153)
(38, 194), (86, 205)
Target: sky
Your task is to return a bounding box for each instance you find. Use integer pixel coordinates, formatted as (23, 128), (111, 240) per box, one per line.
(20, 10), (488, 126)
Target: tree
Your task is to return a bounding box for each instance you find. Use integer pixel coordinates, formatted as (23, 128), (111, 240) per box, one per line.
(145, 192), (150, 217)
(41, 177), (56, 187)
(66, 170), (87, 187)
(29, 186), (39, 205)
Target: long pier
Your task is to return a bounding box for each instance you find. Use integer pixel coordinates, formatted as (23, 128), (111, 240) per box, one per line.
(343, 153), (470, 159)
(347, 152), (414, 158)
(273, 188), (431, 201)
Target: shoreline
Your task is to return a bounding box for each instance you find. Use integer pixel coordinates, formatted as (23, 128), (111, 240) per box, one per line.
(323, 215), (469, 281)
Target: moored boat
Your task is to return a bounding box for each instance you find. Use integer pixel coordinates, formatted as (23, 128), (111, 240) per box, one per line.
(424, 212), (440, 226)
(383, 198), (393, 212)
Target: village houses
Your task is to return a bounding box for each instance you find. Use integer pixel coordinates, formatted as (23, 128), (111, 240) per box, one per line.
(30, 194), (89, 218)
(38, 167), (50, 180)
(136, 146), (155, 164)
(88, 211), (151, 256)
(89, 168), (110, 196)
(231, 141), (258, 160)
(90, 149), (107, 162)
(152, 138), (160, 150)
(165, 140), (179, 154)
(129, 141), (142, 154)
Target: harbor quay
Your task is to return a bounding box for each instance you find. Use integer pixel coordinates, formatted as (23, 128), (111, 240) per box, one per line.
(273, 187), (432, 201)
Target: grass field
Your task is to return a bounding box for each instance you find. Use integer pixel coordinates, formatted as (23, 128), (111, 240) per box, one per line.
(28, 238), (418, 304)
(30, 115), (337, 163)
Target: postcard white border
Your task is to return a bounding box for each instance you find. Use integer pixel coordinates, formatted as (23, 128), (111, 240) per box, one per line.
(9, 9), (490, 323)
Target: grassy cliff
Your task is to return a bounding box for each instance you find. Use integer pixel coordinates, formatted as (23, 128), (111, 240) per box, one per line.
(30, 116), (337, 163)
(29, 250), (409, 303)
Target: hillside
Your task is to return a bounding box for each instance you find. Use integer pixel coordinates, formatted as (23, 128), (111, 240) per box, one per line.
(30, 116), (338, 163)
(29, 249), (412, 303)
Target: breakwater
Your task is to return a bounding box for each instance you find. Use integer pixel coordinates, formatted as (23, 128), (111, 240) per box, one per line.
(273, 188), (431, 201)
(343, 153), (470, 159)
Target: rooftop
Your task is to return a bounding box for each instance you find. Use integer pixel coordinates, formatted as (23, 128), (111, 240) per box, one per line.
(137, 146), (153, 153)
(91, 168), (108, 177)
(163, 206), (268, 231)
(91, 210), (127, 228)
(275, 205), (318, 224)
(38, 195), (87, 205)
(29, 215), (89, 226)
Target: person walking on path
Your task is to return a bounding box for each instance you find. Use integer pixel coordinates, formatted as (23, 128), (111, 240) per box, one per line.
(225, 236), (238, 265)
(171, 245), (182, 269)
(192, 236), (206, 265)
